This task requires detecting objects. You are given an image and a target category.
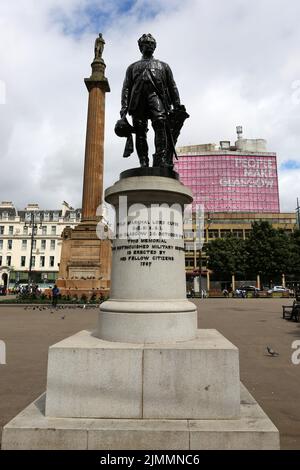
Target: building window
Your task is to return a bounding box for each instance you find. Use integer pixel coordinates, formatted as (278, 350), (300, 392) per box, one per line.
(31, 256), (35, 268)
(220, 230), (231, 238)
(22, 239), (27, 250)
(51, 226), (56, 235)
(40, 256), (45, 267)
(185, 259), (194, 267)
(7, 240), (13, 250)
(41, 226), (47, 235)
(9, 226), (14, 235)
(32, 240), (37, 250)
(6, 256), (11, 266)
(41, 240), (46, 250)
(49, 256), (55, 267)
(52, 212), (59, 222)
(208, 229), (219, 239)
(50, 240), (55, 250)
(23, 226), (28, 235)
(232, 229), (244, 238)
(0, 240), (3, 250)
(21, 256), (26, 267)
(0, 226), (4, 235)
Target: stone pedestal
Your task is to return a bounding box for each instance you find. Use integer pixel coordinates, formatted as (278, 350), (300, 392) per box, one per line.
(44, 329), (240, 420)
(98, 173), (197, 343)
(57, 221), (111, 297)
(1, 173), (280, 449)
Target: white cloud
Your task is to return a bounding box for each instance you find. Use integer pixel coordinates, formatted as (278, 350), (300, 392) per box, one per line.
(0, 0), (299, 211)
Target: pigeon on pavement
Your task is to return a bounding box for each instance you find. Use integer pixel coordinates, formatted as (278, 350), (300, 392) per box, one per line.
(267, 346), (279, 356)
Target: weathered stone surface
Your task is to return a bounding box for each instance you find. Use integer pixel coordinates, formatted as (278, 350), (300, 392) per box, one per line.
(44, 329), (239, 420)
(98, 305), (197, 343)
(87, 419), (189, 450)
(45, 330), (143, 418)
(188, 384), (280, 450)
(143, 329), (240, 419)
(2, 395), (89, 450)
(2, 385), (279, 450)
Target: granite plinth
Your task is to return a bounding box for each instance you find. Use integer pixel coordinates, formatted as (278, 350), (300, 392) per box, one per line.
(2, 385), (279, 450)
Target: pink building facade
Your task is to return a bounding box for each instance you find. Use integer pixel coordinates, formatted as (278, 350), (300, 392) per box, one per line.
(175, 150), (280, 213)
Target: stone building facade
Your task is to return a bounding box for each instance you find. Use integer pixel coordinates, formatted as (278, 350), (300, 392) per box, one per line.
(0, 201), (81, 288)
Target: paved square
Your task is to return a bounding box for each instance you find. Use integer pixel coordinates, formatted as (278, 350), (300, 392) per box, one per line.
(0, 298), (299, 449)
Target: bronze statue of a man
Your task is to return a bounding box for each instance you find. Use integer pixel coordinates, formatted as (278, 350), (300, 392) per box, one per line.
(117, 33), (188, 169)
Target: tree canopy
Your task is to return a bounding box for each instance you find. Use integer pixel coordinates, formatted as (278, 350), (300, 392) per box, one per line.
(206, 221), (300, 283)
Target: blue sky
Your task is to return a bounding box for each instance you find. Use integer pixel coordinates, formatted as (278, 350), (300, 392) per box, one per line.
(280, 160), (300, 171)
(50, 0), (161, 37)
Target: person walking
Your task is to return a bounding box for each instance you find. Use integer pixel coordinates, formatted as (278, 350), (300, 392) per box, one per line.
(52, 284), (60, 308)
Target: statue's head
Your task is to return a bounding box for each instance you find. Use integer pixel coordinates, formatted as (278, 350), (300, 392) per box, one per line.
(138, 33), (156, 55)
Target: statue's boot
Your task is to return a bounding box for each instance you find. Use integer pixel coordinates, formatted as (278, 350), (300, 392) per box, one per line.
(153, 151), (173, 169)
(139, 156), (149, 167)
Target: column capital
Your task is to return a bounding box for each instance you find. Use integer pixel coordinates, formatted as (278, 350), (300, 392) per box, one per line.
(84, 77), (110, 93)
(84, 58), (110, 92)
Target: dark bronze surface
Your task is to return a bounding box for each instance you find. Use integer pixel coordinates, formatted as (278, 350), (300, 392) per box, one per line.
(120, 167), (179, 180)
(116, 34), (189, 171)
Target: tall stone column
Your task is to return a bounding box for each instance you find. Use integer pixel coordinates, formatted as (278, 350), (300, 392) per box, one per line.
(82, 43), (110, 222)
(57, 35), (112, 296)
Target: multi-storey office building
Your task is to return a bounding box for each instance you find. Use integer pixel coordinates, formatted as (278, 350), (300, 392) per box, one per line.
(0, 201), (81, 288)
(175, 129), (297, 292)
(175, 130), (280, 213)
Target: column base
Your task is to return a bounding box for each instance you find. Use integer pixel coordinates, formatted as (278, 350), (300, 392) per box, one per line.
(98, 299), (197, 343)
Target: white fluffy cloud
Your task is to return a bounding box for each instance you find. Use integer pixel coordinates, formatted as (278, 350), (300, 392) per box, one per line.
(0, 0), (299, 212)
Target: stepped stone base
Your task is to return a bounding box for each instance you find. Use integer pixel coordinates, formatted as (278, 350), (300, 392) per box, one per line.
(1, 385), (279, 450)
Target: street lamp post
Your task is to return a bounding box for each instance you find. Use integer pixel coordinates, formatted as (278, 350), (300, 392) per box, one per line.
(194, 206), (205, 297)
(25, 212), (43, 286)
(199, 248), (202, 296)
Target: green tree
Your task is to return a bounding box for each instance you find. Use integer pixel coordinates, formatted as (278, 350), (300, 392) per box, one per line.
(206, 236), (247, 280)
(245, 221), (291, 283)
(289, 229), (300, 278)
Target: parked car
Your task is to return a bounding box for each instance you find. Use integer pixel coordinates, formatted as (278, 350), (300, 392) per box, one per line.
(234, 285), (260, 297)
(267, 285), (291, 294)
(0, 285), (7, 296)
